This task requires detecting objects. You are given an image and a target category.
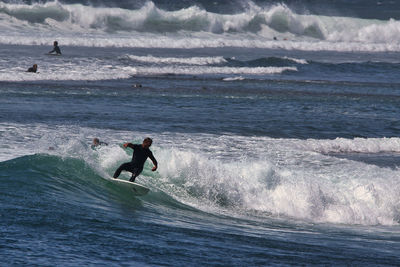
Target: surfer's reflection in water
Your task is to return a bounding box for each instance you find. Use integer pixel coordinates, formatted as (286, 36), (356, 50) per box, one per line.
(113, 137), (158, 182)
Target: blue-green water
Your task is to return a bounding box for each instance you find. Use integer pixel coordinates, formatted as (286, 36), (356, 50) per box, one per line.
(1, 1), (400, 266)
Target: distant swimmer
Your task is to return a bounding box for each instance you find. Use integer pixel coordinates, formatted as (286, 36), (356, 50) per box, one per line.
(113, 137), (158, 182)
(27, 64), (38, 73)
(48, 41), (62, 55)
(91, 138), (108, 149)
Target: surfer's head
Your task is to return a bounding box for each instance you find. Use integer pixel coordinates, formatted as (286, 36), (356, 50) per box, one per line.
(32, 64), (37, 71)
(142, 137), (152, 149)
(54, 41), (58, 46)
(92, 138), (100, 146)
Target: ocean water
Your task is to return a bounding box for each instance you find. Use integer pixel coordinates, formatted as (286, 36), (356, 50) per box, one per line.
(1, 0), (400, 266)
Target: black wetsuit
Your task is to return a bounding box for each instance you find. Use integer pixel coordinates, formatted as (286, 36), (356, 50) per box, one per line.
(49, 45), (62, 54)
(113, 144), (157, 182)
(27, 67), (36, 73)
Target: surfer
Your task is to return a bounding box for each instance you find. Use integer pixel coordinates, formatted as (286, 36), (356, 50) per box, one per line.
(113, 137), (158, 182)
(48, 41), (62, 55)
(27, 64), (38, 73)
(91, 138), (108, 149)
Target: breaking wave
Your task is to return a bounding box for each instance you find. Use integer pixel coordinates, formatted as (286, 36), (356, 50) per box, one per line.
(0, 1), (400, 51)
(2, 123), (399, 226)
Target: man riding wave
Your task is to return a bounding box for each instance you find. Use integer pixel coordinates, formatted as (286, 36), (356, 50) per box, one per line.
(113, 137), (158, 182)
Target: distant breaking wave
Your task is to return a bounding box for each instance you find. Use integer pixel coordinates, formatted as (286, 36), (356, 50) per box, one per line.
(0, 1), (400, 51)
(123, 55), (228, 65)
(122, 55), (307, 66)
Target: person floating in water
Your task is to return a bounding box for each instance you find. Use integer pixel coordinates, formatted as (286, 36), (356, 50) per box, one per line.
(27, 64), (38, 73)
(48, 41), (62, 55)
(113, 137), (158, 182)
(91, 138), (108, 149)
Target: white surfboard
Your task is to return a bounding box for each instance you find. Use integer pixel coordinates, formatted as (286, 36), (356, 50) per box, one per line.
(111, 178), (150, 196)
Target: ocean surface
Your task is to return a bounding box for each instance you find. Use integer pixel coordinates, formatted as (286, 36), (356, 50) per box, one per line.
(1, 0), (400, 266)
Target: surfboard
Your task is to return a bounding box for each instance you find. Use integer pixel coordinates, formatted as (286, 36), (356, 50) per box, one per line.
(111, 178), (150, 196)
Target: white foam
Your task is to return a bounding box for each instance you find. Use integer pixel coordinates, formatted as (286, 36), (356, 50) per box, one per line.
(0, 56), (137, 81)
(155, 145), (400, 226)
(283, 56), (308, 64)
(123, 55), (227, 65)
(298, 137), (400, 154)
(0, 67), (135, 82)
(223, 76), (245, 81)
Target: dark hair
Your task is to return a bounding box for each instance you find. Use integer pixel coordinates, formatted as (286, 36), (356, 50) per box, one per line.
(143, 137), (152, 144)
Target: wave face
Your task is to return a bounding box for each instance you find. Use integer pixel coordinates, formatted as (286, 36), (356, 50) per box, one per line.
(1, 1), (400, 51)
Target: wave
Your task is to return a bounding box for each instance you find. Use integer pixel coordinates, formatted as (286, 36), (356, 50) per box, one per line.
(122, 55), (227, 65)
(2, 125), (400, 226)
(0, 1), (400, 51)
(0, 64), (296, 82)
(132, 66), (297, 75)
(123, 54), (307, 66)
(156, 147), (400, 226)
(225, 56), (308, 67)
(1, 1), (324, 35)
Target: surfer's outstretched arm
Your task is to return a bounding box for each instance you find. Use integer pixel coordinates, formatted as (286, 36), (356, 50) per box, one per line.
(149, 153), (158, 171)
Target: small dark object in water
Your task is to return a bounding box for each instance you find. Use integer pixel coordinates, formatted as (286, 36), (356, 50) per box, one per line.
(27, 64), (38, 73)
